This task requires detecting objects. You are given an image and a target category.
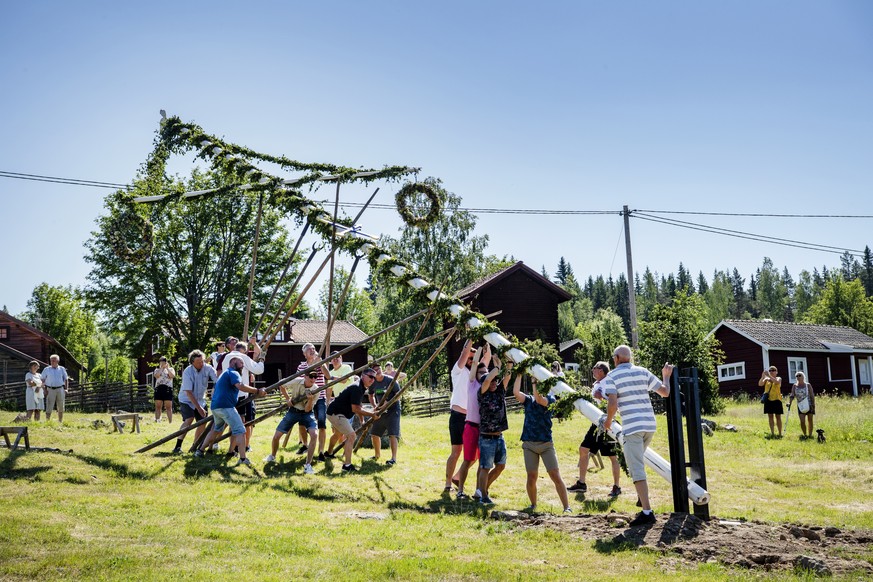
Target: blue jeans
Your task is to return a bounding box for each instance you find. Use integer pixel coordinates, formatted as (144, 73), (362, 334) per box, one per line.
(314, 398), (327, 429)
(478, 434), (507, 469)
(277, 409), (317, 433)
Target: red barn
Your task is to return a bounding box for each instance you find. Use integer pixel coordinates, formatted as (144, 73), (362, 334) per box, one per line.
(0, 311), (86, 385)
(445, 261), (572, 375)
(710, 319), (873, 397)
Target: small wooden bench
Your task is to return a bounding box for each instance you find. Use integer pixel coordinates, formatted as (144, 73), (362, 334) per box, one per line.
(111, 413), (142, 434)
(0, 426), (30, 451)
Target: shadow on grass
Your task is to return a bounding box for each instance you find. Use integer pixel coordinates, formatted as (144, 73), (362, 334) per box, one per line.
(576, 496), (617, 512)
(386, 489), (494, 518)
(181, 455), (264, 481)
(73, 453), (164, 480)
(0, 450), (52, 480)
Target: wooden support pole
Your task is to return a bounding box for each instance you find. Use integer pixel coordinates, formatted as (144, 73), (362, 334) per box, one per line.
(252, 221), (311, 341)
(331, 327), (456, 457)
(243, 192), (264, 341)
(210, 328), (454, 446)
(136, 307), (435, 453)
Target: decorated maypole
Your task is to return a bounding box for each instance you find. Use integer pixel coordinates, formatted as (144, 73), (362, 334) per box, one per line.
(128, 113), (710, 505)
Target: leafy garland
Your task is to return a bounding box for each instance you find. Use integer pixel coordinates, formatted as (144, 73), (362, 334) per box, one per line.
(133, 115), (597, 429)
(395, 182), (442, 228)
(108, 196), (155, 264)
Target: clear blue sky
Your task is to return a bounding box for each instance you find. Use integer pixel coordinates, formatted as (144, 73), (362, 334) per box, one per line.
(2, 1), (871, 316)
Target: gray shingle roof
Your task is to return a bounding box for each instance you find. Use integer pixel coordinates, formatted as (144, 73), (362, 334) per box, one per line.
(288, 320), (369, 345)
(455, 261), (572, 302)
(721, 319), (873, 350)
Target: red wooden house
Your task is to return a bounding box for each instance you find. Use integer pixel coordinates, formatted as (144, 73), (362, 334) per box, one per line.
(0, 311), (86, 385)
(710, 319), (873, 397)
(445, 261), (572, 373)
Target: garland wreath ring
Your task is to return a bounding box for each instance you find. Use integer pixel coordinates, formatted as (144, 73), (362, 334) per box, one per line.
(108, 205), (155, 264)
(395, 182), (441, 228)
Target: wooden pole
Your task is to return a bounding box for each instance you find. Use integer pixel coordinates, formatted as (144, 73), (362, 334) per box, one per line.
(333, 327), (456, 456)
(243, 192), (264, 341)
(209, 329), (454, 446)
(251, 221), (311, 342)
(135, 307), (434, 453)
(623, 204), (639, 350)
(260, 244), (320, 347)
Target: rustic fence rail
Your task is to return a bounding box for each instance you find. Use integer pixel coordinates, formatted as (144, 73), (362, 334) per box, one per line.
(0, 380), (153, 413)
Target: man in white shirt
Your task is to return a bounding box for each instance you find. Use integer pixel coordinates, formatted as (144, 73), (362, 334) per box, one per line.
(173, 350), (218, 454)
(42, 355), (69, 422)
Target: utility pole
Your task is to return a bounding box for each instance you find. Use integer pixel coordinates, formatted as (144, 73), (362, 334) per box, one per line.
(623, 205), (639, 349)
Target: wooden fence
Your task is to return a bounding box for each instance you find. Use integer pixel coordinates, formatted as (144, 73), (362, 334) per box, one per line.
(0, 380), (153, 413)
(0, 380), (523, 418)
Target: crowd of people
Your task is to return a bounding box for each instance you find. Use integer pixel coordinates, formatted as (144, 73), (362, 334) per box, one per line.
(444, 340), (673, 525)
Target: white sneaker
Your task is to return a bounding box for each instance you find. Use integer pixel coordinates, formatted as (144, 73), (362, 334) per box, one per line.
(236, 457), (252, 467)
(563, 507), (573, 514)
(212, 444), (220, 451)
(264, 454), (276, 463)
(304, 463), (315, 475)
(473, 489), (482, 500)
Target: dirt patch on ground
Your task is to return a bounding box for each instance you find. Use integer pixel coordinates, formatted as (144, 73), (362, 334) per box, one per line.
(492, 510), (873, 576)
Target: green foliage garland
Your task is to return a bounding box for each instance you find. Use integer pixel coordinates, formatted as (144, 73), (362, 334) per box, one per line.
(108, 196), (154, 264)
(395, 182), (442, 228)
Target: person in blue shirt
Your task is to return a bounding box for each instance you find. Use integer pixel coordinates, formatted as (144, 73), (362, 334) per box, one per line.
(194, 354), (265, 466)
(512, 374), (571, 514)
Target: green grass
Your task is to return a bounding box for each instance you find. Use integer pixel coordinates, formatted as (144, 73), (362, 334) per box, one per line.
(1, 396), (872, 580)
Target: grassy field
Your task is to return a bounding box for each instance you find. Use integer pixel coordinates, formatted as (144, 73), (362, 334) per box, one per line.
(1, 395), (872, 580)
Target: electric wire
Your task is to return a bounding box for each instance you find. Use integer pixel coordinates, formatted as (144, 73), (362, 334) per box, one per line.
(633, 213), (863, 256)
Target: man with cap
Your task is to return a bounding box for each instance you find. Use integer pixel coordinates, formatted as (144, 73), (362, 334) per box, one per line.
(265, 370), (321, 474)
(295, 343), (331, 460)
(326, 368), (381, 472)
(369, 362), (402, 465)
(194, 353), (266, 465)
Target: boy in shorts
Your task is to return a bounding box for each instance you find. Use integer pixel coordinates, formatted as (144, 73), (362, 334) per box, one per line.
(567, 361), (622, 497)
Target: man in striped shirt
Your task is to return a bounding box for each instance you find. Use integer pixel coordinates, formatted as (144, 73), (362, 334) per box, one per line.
(601, 345), (672, 527)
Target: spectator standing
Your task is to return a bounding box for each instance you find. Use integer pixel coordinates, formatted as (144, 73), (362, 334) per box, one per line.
(42, 355), (69, 422)
(601, 345), (672, 526)
(788, 371), (816, 439)
(24, 361), (44, 421)
(153, 356), (176, 423)
(759, 366), (784, 438)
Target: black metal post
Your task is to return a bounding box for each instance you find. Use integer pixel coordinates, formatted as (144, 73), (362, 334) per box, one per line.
(665, 370), (690, 513)
(683, 367), (710, 520)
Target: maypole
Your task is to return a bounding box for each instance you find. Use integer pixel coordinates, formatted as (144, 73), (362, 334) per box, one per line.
(131, 113), (711, 505)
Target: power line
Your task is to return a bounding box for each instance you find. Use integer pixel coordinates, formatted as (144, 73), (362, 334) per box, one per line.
(0, 170), (130, 190)
(2, 170), (873, 221)
(637, 208), (873, 219)
(633, 212), (863, 256)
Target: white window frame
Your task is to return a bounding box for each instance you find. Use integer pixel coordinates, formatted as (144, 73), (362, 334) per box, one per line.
(717, 361), (746, 381)
(787, 357), (807, 380)
(859, 359), (870, 386)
